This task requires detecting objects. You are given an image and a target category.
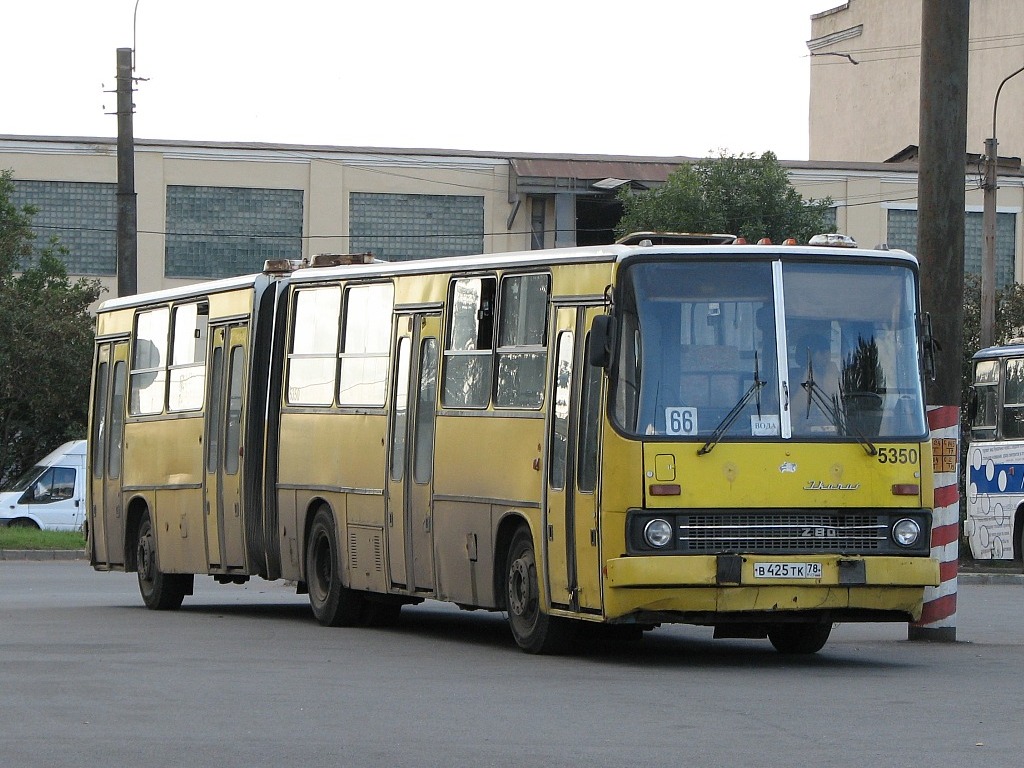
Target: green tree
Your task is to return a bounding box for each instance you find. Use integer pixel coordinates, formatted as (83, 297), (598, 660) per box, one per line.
(615, 151), (833, 244)
(0, 169), (103, 485)
(960, 273), (1024, 413)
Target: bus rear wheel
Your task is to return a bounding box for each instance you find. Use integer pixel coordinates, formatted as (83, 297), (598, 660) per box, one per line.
(306, 506), (365, 627)
(136, 513), (191, 610)
(767, 622), (832, 654)
(505, 527), (572, 654)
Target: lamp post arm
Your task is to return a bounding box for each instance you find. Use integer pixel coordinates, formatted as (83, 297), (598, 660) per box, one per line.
(981, 63), (1024, 348)
(992, 64), (1024, 139)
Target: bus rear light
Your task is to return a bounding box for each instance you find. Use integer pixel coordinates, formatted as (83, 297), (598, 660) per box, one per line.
(891, 484), (920, 496)
(649, 484), (681, 496)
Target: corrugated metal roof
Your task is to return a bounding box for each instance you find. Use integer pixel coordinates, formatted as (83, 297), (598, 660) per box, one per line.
(510, 157), (681, 182)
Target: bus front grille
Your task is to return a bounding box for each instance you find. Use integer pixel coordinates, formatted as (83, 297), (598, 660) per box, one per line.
(680, 513), (888, 554)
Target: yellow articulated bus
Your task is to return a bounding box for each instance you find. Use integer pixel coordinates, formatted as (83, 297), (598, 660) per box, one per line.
(87, 236), (939, 654)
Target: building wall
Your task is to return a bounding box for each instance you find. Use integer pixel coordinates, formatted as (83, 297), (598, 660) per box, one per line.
(1, 137), (520, 298)
(4, 135), (1024, 302)
(788, 164), (1024, 285)
(809, 0), (1024, 163)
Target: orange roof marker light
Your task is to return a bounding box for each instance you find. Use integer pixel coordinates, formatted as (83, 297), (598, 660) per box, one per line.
(808, 233), (858, 248)
(757, 238), (773, 245)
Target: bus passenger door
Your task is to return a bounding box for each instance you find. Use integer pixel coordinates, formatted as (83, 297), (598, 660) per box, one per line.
(91, 341), (129, 565)
(204, 324), (249, 570)
(546, 306), (603, 614)
(387, 313), (440, 594)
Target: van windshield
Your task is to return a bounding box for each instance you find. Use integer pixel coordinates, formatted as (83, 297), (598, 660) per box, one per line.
(2, 465), (45, 493)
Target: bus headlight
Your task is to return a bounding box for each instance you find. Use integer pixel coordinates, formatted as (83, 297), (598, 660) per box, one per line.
(643, 519), (674, 548)
(892, 518), (922, 547)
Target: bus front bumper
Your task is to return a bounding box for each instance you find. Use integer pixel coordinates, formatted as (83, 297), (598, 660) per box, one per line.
(602, 554), (940, 622)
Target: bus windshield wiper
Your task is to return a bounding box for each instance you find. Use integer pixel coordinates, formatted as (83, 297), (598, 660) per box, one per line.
(801, 358), (877, 456)
(698, 353), (765, 456)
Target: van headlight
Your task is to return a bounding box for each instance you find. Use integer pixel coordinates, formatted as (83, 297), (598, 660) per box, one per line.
(643, 519), (674, 548)
(892, 518), (922, 548)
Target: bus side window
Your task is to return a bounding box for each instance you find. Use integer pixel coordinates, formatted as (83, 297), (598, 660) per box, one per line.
(495, 273), (549, 409)
(129, 307), (170, 416)
(442, 276), (496, 408)
(168, 301), (208, 412)
(971, 359), (999, 440)
(287, 287), (341, 406)
(1003, 358), (1024, 438)
(339, 283), (394, 406)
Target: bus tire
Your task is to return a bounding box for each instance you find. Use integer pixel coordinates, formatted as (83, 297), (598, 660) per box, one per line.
(767, 622), (832, 654)
(505, 527), (573, 654)
(136, 513), (190, 610)
(306, 506), (365, 627)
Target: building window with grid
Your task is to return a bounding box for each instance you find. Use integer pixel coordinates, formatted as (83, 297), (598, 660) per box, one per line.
(821, 205), (838, 233)
(349, 192), (484, 262)
(886, 208), (1016, 288)
(11, 180), (117, 274)
(165, 185), (303, 279)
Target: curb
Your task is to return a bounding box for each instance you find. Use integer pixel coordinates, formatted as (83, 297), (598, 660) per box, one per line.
(957, 571), (1024, 586)
(0, 549), (87, 561)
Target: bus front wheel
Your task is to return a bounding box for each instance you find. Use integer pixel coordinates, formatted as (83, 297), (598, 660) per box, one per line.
(305, 507), (365, 627)
(505, 527), (572, 654)
(767, 622), (832, 654)
(136, 513), (191, 610)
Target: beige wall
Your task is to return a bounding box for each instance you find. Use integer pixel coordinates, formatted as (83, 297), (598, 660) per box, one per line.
(5, 136), (1024, 297)
(809, 0), (1024, 163)
(1, 138), (522, 296)
(789, 164), (1024, 283)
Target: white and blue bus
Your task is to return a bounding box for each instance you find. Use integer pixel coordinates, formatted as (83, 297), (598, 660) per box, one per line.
(966, 342), (1024, 560)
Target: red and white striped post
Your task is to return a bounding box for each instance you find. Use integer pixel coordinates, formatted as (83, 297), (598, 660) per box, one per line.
(909, 405), (959, 641)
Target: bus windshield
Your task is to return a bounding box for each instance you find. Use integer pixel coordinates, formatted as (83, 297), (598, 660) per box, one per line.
(610, 257), (927, 441)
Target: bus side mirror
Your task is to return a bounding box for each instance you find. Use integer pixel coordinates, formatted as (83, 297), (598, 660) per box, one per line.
(921, 312), (937, 381)
(588, 315), (616, 369)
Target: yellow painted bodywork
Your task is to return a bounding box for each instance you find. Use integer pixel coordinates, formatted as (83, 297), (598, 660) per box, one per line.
(433, 413), (544, 503)
(90, 254), (938, 633)
(644, 441), (930, 509)
(603, 554), (938, 620)
(590, 434), (937, 624)
(121, 415), (206, 573)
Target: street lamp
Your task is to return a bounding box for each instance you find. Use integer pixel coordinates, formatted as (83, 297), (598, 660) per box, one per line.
(981, 63), (1024, 348)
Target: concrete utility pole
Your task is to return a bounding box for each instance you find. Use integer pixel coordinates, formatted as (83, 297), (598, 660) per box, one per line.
(912, 0), (970, 644)
(116, 47), (138, 297)
(917, 1), (969, 407)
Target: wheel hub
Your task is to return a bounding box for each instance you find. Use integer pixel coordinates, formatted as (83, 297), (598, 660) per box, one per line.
(508, 556), (532, 616)
(137, 532), (154, 581)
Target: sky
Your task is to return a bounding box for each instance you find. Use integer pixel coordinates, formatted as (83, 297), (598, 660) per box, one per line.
(4, 0), (837, 160)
